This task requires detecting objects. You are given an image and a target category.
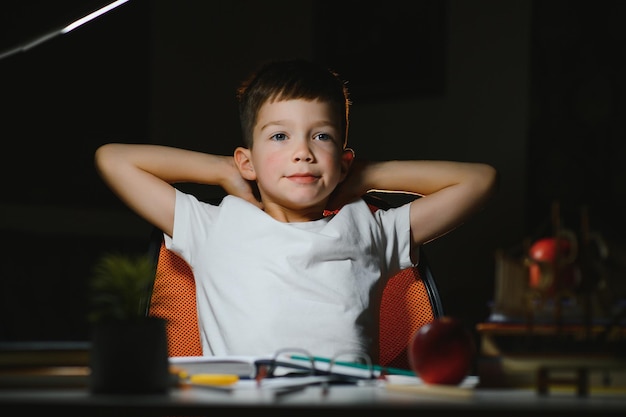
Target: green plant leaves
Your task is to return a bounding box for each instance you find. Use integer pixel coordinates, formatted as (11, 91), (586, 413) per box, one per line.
(88, 252), (156, 323)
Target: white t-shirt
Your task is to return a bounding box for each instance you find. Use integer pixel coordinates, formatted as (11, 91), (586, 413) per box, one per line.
(164, 191), (414, 359)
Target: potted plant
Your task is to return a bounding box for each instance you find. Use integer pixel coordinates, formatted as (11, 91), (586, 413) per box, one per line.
(88, 252), (170, 394)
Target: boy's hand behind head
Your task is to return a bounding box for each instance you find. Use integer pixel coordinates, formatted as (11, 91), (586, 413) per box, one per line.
(225, 178), (263, 210)
(222, 156), (263, 209)
(325, 156), (365, 212)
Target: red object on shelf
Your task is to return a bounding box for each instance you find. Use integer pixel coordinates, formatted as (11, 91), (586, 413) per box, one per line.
(528, 237), (578, 291)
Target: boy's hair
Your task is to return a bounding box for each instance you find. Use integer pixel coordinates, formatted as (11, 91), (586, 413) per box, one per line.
(236, 58), (351, 149)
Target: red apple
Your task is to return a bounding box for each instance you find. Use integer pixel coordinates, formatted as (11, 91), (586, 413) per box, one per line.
(408, 316), (475, 385)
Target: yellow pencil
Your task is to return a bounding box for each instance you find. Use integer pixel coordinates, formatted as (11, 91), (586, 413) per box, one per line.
(189, 373), (239, 386)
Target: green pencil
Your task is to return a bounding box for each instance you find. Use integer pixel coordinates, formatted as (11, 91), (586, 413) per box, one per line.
(289, 354), (416, 377)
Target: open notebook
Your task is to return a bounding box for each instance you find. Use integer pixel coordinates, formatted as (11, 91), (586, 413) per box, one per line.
(169, 352), (412, 381)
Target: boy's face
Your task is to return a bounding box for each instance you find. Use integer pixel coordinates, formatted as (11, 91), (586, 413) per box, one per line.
(236, 98), (352, 219)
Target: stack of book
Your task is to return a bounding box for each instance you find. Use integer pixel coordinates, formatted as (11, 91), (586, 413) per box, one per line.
(475, 321), (626, 395)
(0, 341), (91, 388)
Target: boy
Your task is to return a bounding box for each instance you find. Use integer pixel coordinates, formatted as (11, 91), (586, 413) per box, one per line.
(95, 59), (497, 359)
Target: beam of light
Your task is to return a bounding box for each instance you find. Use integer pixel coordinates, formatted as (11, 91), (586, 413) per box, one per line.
(62, 0), (130, 34)
(0, 0), (131, 61)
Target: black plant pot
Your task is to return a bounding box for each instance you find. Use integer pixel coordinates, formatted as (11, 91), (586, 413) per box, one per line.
(89, 317), (170, 394)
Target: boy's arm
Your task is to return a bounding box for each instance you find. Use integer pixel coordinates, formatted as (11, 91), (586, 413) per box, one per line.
(94, 143), (258, 237)
(331, 159), (498, 247)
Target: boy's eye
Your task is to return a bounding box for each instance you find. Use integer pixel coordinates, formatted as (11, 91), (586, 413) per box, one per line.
(270, 133), (287, 141)
(314, 133), (332, 141)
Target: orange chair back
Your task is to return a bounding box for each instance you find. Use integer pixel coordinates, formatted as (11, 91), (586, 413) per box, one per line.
(378, 258), (442, 369)
(148, 242), (202, 357)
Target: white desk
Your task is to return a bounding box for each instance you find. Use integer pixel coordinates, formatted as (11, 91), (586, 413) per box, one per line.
(1, 383), (625, 416)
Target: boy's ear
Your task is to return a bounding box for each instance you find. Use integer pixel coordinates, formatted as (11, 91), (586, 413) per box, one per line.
(234, 147), (256, 180)
(340, 148), (355, 179)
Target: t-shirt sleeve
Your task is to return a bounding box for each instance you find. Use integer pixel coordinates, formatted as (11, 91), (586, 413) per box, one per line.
(163, 189), (219, 265)
(375, 202), (416, 272)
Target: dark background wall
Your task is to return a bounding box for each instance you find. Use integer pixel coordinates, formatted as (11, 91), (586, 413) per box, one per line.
(0, 0), (152, 340)
(1, 0), (624, 343)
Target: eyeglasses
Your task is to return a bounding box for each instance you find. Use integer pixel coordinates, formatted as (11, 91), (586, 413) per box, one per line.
(255, 347), (378, 387)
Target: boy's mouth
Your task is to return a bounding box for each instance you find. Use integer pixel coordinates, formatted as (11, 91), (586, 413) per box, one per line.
(286, 173), (320, 184)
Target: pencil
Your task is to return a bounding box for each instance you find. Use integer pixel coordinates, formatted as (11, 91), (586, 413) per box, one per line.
(289, 354), (416, 377)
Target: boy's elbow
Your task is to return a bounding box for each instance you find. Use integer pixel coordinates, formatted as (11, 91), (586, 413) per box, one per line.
(94, 144), (111, 169)
(479, 163), (499, 198)
(94, 143), (123, 174)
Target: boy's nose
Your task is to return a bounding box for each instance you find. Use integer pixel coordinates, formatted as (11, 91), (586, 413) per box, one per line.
(292, 141), (314, 162)
(294, 153), (313, 162)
